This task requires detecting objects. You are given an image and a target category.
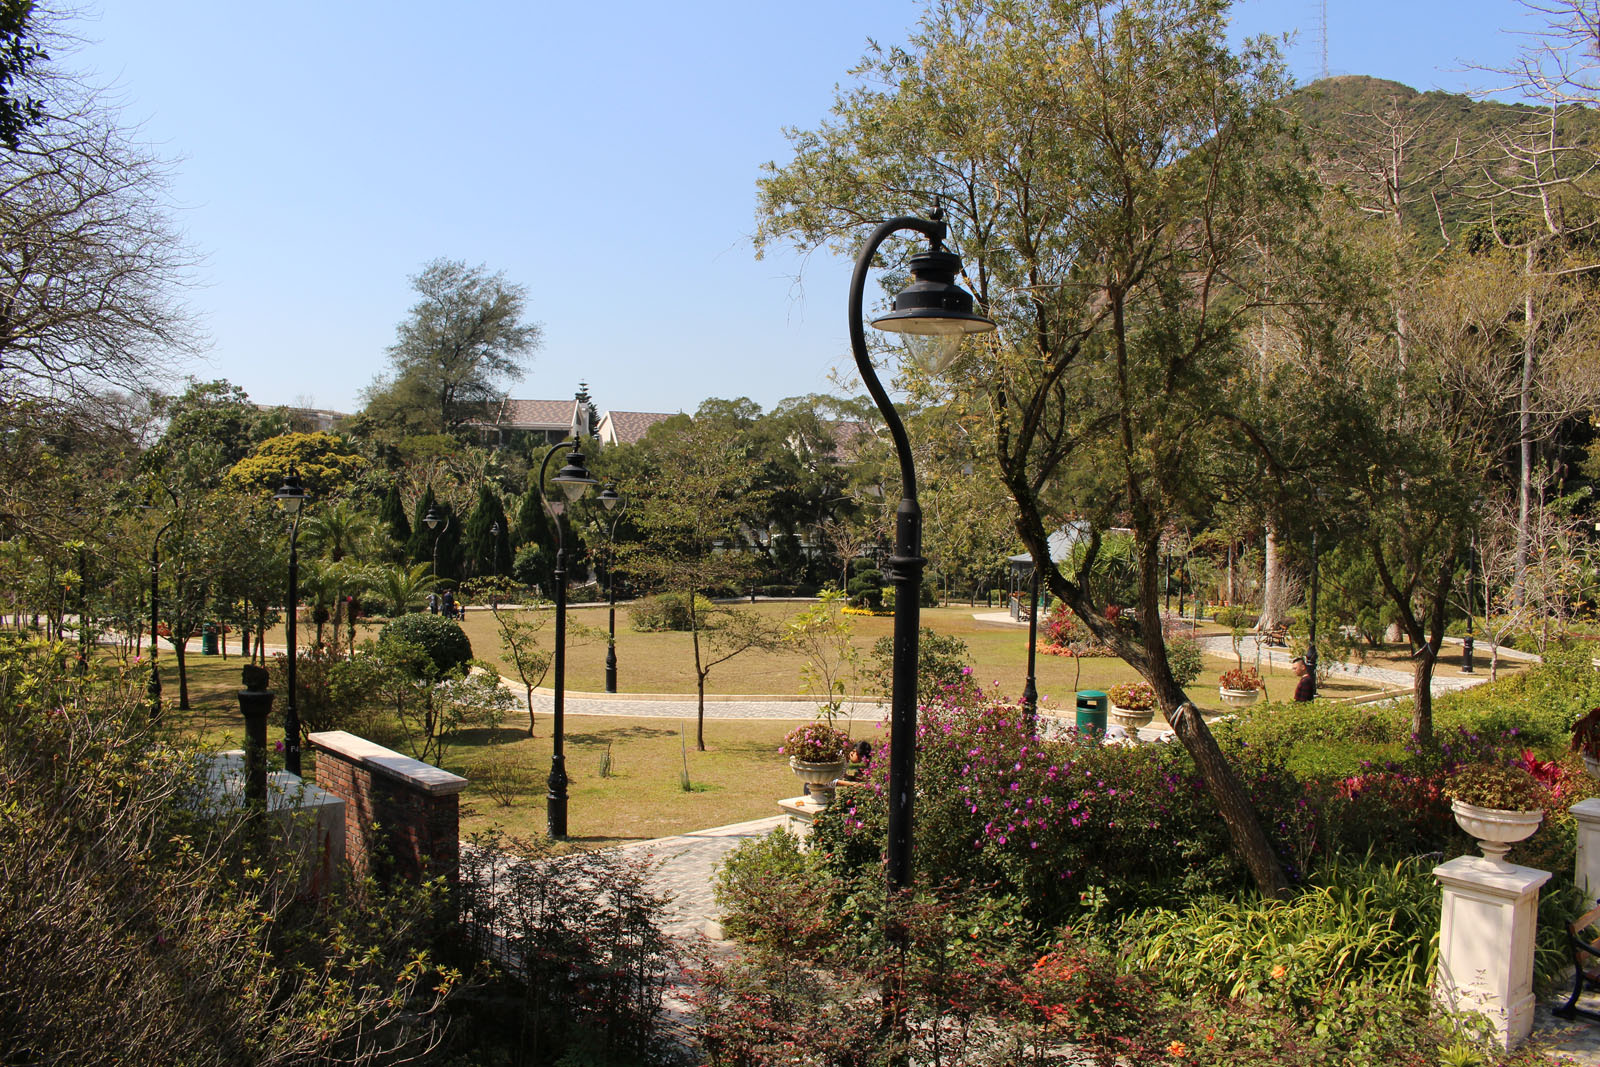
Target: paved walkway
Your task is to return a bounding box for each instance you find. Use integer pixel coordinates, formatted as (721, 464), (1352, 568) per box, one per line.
(617, 813), (791, 942)
(516, 687), (886, 721)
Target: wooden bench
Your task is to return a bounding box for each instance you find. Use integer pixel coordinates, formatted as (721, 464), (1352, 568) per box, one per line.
(1260, 626), (1290, 648)
(1555, 901), (1600, 1022)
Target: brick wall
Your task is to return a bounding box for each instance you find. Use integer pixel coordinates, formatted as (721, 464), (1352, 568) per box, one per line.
(308, 731), (467, 883)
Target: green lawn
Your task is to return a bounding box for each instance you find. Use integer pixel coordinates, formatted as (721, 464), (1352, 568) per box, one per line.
(155, 601), (1400, 849)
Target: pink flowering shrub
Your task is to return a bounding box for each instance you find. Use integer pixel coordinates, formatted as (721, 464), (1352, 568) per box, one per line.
(812, 681), (1256, 915)
(780, 720), (852, 762)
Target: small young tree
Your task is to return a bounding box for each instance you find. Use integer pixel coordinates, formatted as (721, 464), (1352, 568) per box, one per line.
(784, 589), (859, 723)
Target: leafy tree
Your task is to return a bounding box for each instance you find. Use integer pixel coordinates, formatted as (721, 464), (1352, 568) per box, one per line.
(221, 431), (369, 499)
(0, 0), (45, 149)
(621, 415), (774, 749)
(757, 0), (1305, 896)
(379, 482), (411, 555)
(0, 24), (199, 406)
(784, 589), (859, 720)
(464, 576), (553, 735)
(370, 562), (442, 617)
(363, 258), (542, 433)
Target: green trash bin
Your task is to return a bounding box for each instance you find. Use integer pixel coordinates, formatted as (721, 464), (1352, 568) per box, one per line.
(1075, 689), (1108, 739)
(201, 624), (217, 656)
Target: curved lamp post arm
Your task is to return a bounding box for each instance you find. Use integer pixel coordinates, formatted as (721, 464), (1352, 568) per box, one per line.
(848, 216), (949, 506)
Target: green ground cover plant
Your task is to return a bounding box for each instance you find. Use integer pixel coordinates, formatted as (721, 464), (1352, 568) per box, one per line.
(709, 653), (1598, 1065)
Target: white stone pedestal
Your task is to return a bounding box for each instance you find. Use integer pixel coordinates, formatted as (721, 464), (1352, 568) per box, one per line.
(778, 795), (825, 843)
(1572, 798), (1600, 900)
(1433, 856), (1551, 1050)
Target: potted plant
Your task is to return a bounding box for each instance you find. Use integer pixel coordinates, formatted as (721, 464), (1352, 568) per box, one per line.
(1218, 666), (1265, 707)
(1106, 681), (1157, 730)
(1572, 707), (1600, 779)
(1445, 764), (1546, 864)
(781, 720), (853, 805)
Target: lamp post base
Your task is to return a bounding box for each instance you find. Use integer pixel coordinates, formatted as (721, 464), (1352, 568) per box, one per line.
(547, 756), (569, 838)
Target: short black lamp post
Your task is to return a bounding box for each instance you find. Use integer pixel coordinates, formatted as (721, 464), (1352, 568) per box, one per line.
(597, 485), (626, 694)
(274, 468), (308, 776)
(423, 504), (450, 578)
(847, 212), (994, 893)
(1021, 562), (1041, 725)
(537, 441), (598, 837)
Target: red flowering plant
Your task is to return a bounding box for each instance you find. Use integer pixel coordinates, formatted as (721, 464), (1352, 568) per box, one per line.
(1572, 707), (1600, 761)
(1218, 666), (1265, 692)
(780, 720), (852, 763)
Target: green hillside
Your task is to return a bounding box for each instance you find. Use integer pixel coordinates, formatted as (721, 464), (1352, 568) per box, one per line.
(1285, 75), (1598, 248)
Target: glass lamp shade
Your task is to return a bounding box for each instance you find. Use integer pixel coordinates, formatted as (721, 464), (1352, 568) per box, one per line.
(553, 450), (598, 501)
(598, 486), (621, 511)
(423, 506), (440, 531)
(274, 472), (307, 515)
(490, 521), (500, 536)
(870, 247), (994, 374)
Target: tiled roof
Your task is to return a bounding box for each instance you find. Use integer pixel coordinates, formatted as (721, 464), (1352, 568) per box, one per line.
(481, 398), (577, 429)
(599, 410), (676, 445)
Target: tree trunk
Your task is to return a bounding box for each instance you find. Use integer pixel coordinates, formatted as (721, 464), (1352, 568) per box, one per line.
(174, 639), (190, 710)
(1515, 252), (1536, 606)
(1139, 530), (1288, 899)
(1411, 646), (1435, 741)
(1260, 524), (1288, 629)
(691, 598), (707, 751)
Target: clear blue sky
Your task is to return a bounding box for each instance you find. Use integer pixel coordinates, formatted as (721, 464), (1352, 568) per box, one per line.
(69, 0), (1540, 417)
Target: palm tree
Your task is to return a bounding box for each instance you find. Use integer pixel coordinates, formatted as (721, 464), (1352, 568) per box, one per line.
(303, 502), (378, 564)
(371, 563), (441, 617)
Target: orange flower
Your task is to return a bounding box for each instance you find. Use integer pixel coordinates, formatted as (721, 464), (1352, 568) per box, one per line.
(1167, 1040), (1188, 1057)
(1270, 964), (1287, 980)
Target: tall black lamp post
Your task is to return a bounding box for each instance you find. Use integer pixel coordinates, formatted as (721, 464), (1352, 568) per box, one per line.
(1021, 561), (1041, 725)
(537, 440), (598, 837)
(274, 469), (308, 776)
(423, 504), (450, 578)
(147, 494), (178, 722)
(597, 485), (626, 693)
(847, 212), (994, 893)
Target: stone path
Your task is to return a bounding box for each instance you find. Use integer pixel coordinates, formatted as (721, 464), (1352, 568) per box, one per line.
(514, 685), (887, 722)
(616, 813), (791, 942)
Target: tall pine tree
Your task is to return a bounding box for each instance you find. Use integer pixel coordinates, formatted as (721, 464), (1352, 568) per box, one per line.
(462, 484), (511, 578)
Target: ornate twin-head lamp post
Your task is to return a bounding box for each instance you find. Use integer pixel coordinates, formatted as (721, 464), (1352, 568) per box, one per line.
(847, 212), (994, 892)
(274, 468), (308, 776)
(536, 440), (598, 837)
(596, 485), (626, 693)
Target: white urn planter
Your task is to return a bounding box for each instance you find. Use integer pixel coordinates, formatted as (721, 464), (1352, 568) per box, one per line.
(1218, 687), (1261, 708)
(790, 758), (848, 805)
(1108, 705), (1155, 730)
(1450, 799), (1543, 864)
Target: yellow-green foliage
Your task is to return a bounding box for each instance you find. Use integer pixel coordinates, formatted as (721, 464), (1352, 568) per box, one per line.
(223, 431), (368, 498)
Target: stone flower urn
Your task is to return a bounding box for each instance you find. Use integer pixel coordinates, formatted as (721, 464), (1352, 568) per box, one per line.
(1450, 799), (1544, 864)
(1108, 704), (1155, 730)
(790, 758), (848, 805)
(1218, 686), (1261, 708)
(1583, 752), (1600, 781)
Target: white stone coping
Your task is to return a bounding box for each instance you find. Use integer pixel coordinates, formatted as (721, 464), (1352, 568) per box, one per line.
(308, 730), (468, 797)
(1433, 855), (1552, 898)
(206, 751), (347, 814)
